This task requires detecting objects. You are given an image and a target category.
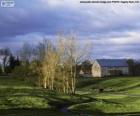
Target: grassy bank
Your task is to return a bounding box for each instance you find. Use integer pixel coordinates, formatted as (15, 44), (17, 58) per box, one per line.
(0, 76), (140, 115)
(70, 77), (140, 115)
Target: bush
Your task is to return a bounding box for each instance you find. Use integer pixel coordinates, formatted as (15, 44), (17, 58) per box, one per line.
(12, 61), (42, 87)
(0, 66), (3, 74)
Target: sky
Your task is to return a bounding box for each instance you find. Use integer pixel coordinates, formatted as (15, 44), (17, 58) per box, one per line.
(0, 0), (140, 59)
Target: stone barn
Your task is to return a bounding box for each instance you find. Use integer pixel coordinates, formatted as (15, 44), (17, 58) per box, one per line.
(92, 59), (129, 77)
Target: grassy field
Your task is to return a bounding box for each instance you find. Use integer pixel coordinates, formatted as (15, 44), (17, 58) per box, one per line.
(71, 77), (140, 115)
(0, 76), (140, 115)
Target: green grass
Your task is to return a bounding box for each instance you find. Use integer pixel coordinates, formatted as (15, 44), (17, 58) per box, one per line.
(70, 77), (140, 115)
(0, 76), (90, 115)
(77, 77), (140, 93)
(1, 76), (140, 115)
(69, 99), (140, 113)
(0, 96), (49, 109)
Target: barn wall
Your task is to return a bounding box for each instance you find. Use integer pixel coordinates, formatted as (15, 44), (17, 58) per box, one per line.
(101, 67), (129, 77)
(92, 61), (102, 77)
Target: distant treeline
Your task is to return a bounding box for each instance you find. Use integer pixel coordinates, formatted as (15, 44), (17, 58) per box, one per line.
(127, 59), (140, 76)
(0, 48), (20, 74)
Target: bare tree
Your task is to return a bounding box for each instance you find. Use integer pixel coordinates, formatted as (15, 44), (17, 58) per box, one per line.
(41, 35), (92, 94)
(0, 48), (11, 73)
(62, 35), (92, 94)
(19, 42), (33, 63)
(42, 40), (59, 90)
(34, 39), (49, 61)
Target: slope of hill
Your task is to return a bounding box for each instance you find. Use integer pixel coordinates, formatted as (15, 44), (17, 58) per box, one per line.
(0, 76), (140, 116)
(70, 77), (140, 115)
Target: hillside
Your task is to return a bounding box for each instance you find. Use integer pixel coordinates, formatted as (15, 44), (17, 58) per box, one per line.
(0, 76), (140, 116)
(71, 77), (140, 115)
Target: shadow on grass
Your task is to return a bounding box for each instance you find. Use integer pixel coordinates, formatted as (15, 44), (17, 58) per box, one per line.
(1, 109), (140, 116)
(0, 109), (74, 116)
(107, 83), (140, 92)
(76, 77), (106, 88)
(71, 109), (140, 116)
(106, 112), (140, 116)
(1, 108), (140, 116)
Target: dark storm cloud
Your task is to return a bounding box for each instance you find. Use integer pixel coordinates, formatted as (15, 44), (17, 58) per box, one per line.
(0, 0), (140, 58)
(0, 0), (139, 38)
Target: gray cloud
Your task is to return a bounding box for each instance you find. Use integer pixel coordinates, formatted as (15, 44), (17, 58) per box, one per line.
(0, 0), (140, 58)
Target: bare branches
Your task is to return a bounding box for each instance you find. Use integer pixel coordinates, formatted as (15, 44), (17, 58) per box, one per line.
(40, 35), (92, 94)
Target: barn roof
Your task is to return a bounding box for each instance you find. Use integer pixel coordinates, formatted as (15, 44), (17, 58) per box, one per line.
(96, 59), (128, 67)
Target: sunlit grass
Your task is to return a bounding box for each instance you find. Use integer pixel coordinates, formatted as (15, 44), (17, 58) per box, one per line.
(1, 76), (140, 115)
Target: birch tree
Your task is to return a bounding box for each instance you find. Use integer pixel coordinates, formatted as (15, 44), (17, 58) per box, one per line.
(41, 35), (92, 94)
